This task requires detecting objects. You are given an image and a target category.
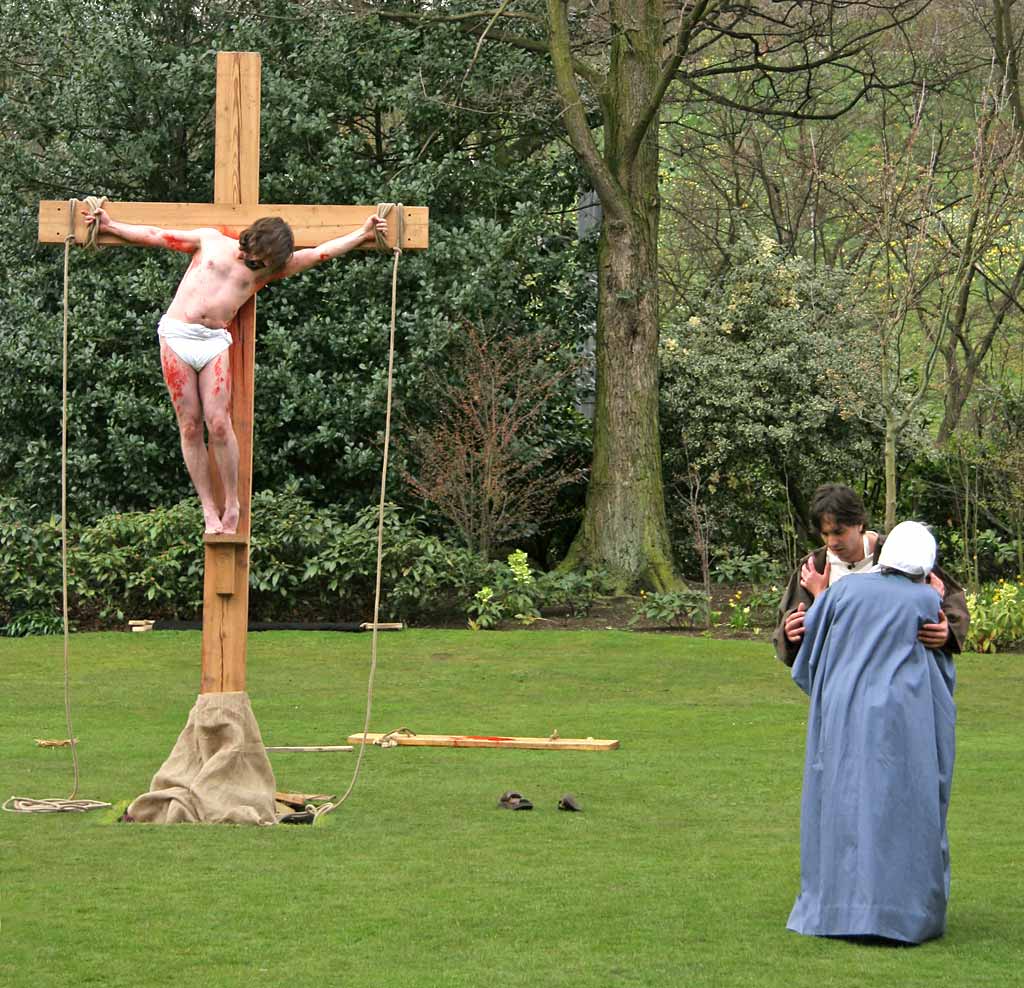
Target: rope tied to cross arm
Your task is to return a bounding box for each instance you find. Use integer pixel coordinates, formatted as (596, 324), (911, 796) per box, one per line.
(312, 203), (405, 822)
(67, 195), (108, 250)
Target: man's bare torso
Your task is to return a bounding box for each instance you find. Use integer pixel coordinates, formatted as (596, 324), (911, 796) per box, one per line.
(165, 231), (268, 328)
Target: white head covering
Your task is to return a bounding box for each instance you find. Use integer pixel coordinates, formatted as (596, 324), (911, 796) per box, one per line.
(878, 521), (936, 577)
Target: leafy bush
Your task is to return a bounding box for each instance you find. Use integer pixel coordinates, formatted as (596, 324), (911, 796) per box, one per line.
(965, 580), (1024, 654)
(0, 492), (499, 633)
(256, 494), (489, 622)
(0, 499), (64, 635)
(537, 569), (617, 617)
(711, 551), (784, 586)
(630, 589), (714, 629)
(659, 238), (885, 569)
(941, 529), (1021, 586)
(73, 501), (206, 624)
(466, 550), (614, 629)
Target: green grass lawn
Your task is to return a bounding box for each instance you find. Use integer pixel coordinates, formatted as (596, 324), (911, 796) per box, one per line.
(1, 630), (1021, 987)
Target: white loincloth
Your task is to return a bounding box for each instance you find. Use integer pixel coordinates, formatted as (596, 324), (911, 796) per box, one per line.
(158, 315), (233, 372)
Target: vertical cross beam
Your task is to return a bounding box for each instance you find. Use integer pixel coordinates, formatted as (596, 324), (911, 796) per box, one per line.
(200, 52), (261, 694)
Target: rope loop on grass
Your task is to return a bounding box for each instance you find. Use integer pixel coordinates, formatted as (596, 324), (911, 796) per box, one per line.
(3, 797), (111, 814)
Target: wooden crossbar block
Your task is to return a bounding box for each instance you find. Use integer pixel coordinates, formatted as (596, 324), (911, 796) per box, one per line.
(38, 201), (429, 251)
(203, 533), (249, 597)
(348, 732), (620, 751)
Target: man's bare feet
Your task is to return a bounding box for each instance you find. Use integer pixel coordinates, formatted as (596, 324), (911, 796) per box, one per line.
(220, 503), (240, 535)
(203, 506), (224, 534)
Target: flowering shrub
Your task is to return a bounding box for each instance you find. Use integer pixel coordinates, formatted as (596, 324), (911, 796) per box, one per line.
(965, 579), (1024, 653)
(727, 590), (754, 630)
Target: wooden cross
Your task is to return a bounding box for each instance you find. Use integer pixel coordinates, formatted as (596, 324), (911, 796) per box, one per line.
(38, 52), (428, 696)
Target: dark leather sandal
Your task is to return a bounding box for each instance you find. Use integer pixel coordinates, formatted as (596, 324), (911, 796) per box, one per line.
(498, 790), (533, 810)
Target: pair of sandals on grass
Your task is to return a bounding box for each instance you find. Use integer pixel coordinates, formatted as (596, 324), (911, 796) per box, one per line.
(498, 791), (582, 812)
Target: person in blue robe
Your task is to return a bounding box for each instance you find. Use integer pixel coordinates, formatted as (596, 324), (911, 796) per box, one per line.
(787, 521), (958, 944)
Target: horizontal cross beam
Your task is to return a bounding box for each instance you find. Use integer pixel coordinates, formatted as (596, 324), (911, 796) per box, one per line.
(38, 201), (429, 251)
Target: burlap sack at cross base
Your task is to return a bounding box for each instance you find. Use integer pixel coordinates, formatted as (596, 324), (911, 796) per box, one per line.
(126, 691), (277, 825)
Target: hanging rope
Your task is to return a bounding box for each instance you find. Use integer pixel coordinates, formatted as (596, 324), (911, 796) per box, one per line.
(312, 204), (404, 822)
(4, 199), (111, 815)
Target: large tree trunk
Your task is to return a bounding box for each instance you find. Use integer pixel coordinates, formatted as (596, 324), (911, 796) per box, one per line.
(563, 216), (676, 588)
(554, 0), (679, 590)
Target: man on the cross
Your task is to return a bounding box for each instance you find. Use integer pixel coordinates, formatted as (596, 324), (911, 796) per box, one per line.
(84, 208), (386, 534)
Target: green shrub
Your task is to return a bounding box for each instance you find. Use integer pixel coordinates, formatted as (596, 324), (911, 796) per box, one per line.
(73, 501), (205, 624)
(630, 589), (714, 629)
(965, 580), (1024, 653)
(1, 492), (501, 632)
(712, 550), (785, 586)
(268, 495), (489, 622)
(0, 499), (64, 635)
(942, 529), (1021, 585)
(659, 239), (882, 566)
(467, 551), (614, 629)
(536, 569), (617, 617)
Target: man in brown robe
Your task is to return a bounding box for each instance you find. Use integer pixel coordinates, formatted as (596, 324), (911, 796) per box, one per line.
(772, 484), (969, 666)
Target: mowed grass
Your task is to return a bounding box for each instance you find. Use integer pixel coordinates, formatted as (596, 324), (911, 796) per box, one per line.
(1, 630), (1021, 988)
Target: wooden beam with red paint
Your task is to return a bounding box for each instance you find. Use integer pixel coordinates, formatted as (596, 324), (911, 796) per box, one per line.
(348, 732), (620, 751)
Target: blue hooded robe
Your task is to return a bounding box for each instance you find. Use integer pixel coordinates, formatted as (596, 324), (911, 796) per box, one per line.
(787, 571), (956, 943)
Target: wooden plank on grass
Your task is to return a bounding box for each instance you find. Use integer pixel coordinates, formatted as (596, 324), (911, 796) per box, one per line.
(348, 732), (620, 751)
(265, 745), (354, 753)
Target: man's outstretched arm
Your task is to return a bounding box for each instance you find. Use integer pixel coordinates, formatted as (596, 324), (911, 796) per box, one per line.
(84, 208), (210, 253)
(275, 215), (386, 279)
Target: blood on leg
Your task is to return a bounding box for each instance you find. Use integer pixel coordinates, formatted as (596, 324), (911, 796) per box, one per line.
(160, 342), (223, 533)
(200, 351), (240, 534)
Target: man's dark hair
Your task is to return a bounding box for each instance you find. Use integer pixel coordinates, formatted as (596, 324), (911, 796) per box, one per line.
(239, 216), (294, 271)
(810, 483), (868, 532)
